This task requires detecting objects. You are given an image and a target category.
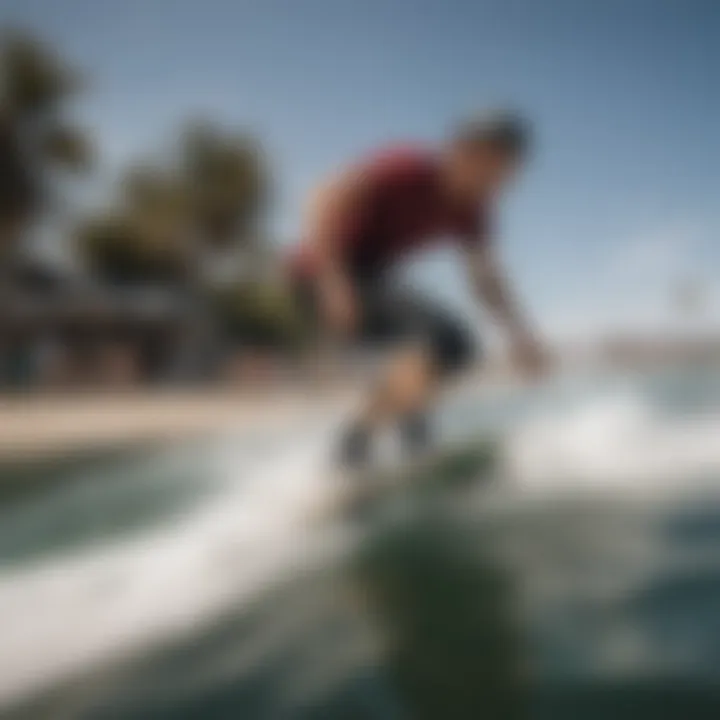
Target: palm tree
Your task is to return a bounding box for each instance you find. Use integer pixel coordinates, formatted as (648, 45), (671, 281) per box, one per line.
(0, 31), (91, 263)
(77, 119), (307, 377)
(180, 121), (267, 252)
(76, 211), (189, 286)
(78, 166), (193, 285)
(78, 121), (267, 285)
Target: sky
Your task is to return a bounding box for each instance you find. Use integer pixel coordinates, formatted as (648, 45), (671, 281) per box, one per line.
(3, 0), (719, 340)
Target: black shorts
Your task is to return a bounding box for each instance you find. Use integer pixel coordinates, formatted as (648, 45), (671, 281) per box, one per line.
(295, 278), (477, 377)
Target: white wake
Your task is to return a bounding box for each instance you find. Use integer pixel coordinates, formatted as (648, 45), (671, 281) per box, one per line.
(504, 385), (720, 495)
(3, 376), (720, 707)
(0, 412), (350, 710)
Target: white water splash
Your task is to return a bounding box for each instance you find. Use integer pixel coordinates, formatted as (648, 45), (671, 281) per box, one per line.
(504, 386), (720, 494)
(4, 375), (720, 707)
(0, 411), (352, 710)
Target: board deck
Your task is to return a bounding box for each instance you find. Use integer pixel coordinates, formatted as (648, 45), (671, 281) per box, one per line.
(315, 436), (497, 523)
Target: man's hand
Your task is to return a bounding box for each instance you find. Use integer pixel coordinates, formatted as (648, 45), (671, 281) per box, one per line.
(319, 273), (358, 336)
(469, 245), (549, 379)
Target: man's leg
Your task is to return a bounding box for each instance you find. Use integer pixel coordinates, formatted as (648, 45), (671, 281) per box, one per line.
(360, 345), (436, 425)
(399, 308), (476, 455)
(338, 345), (435, 466)
(339, 287), (476, 466)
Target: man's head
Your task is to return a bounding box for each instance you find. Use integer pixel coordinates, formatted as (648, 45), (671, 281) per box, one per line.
(445, 111), (530, 200)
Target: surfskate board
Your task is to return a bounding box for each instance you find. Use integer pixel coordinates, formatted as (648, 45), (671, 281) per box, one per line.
(313, 436), (497, 523)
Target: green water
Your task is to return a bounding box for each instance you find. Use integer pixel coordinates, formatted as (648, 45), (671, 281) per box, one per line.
(13, 493), (720, 720)
(0, 440), (224, 567)
(3, 368), (720, 719)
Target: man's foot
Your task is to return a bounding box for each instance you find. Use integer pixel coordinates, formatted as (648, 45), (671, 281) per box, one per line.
(336, 421), (373, 470)
(400, 412), (434, 458)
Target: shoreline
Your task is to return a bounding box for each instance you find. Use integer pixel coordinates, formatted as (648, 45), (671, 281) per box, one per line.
(0, 386), (355, 465)
(0, 354), (713, 466)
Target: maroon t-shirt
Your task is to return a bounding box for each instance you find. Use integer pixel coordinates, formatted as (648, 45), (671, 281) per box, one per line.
(290, 145), (490, 281)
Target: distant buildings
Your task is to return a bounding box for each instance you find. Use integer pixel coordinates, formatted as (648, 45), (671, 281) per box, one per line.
(0, 256), (223, 390)
(599, 334), (720, 368)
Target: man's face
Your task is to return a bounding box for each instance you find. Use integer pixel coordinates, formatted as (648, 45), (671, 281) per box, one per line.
(448, 142), (521, 200)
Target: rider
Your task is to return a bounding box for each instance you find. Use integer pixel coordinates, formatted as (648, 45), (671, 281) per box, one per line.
(289, 110), (546, 467)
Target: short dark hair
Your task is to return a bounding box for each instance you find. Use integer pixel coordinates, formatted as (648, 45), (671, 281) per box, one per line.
(453, 110), (531, 159)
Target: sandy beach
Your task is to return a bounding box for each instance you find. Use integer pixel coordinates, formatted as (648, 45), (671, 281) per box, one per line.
(0, 367), (534, 465)
(0, 387), (355, 464)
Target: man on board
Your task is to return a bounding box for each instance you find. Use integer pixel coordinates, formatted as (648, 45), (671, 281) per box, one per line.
(288, 111), (547, 468)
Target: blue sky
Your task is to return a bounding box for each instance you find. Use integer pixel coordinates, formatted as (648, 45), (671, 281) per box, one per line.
(4, 0), (719, 338)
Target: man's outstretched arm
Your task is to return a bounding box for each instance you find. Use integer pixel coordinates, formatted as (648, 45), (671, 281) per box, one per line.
(467, 243), (547, 376)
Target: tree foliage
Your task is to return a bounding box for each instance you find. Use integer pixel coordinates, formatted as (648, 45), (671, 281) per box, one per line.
(77, 213), (190, 285)
(211, 278), (306, 351)
(78, 121), (268, 284)
(1, 31), (82, 117)
(181, 121), (267, 249)
(0, 31), (92, 246)
(2, 32), (302, 355)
